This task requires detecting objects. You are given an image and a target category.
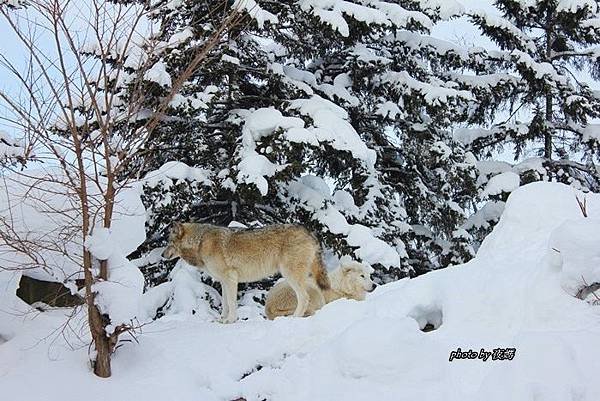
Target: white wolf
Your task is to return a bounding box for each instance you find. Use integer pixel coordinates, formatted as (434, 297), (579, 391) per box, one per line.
(265, 258), (374, 320)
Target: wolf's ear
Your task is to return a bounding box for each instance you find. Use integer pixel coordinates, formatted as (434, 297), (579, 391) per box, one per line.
(341, 264), (354, 273)
(341, 262), (365, 274)
(173, 222), (184, 238)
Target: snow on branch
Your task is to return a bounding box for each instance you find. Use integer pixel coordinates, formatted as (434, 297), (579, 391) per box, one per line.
(286, 175), (402, 267)
(298, 0), (433, 38)
(556, 0), (598, 14)
(470, 10), (537, 53)
(0, 0), (25, 8)
(288, 96), (377, 169)
(232, 0), (278, 28)
(144, 161), (213, 189)
(0, 130), (26, 165)
(381, 70), (474, 106)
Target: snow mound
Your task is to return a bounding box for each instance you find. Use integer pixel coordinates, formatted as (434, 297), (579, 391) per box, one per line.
(549, 218), (600, 296)
(2, 182), (600, 401)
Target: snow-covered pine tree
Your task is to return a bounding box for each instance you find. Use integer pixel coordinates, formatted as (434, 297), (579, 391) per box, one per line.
(465, 0), (600, 190)
(368, 10), (482, 274)
(454, 0), (600, 247)
(126, 0), (410, 288)
(97, 0), (482, 307)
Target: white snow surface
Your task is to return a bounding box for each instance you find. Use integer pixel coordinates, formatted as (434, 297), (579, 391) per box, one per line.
(2, 182), (600, 400)
(548, 217), (600, 295)
(0, 167), (147, 330)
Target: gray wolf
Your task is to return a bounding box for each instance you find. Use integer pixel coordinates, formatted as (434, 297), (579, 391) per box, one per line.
(162, 223), (329, 323)
(264, 258), (374, 320)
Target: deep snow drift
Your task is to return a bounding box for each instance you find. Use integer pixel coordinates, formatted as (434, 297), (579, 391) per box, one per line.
(1, 182), (600, 401)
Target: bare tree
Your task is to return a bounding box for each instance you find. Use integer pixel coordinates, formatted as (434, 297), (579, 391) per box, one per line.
(0, 0), (244, 377)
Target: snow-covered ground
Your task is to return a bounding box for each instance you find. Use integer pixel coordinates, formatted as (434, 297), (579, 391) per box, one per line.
(1, 181), (600, 401)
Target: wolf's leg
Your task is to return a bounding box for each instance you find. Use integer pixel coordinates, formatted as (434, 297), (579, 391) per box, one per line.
(287, 279), (309, 317)
(221, 272), (239, 323)
(220, 281), (229, 320)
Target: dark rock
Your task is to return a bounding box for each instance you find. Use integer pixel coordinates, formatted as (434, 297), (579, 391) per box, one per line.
(16, 275), (84, 307)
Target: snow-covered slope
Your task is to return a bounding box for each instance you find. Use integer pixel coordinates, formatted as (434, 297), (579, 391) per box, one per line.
(1, 182), (600, 401)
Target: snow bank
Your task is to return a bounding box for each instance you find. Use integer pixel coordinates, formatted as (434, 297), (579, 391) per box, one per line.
(2, 182), (600, 401)
(549, 218), (600, 296)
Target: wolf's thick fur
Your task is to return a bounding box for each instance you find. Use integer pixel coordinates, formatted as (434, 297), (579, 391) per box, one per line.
(162, 223), (329, 323)
(265, 259), (374, 320)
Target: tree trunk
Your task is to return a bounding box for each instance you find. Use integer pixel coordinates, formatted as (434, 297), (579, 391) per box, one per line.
(90, 304), (112, 377)
(82, 244), (113, 377)
(92, 259), (112, 377)
(544, 9), (553, 160)
(545, 94), (552, 159)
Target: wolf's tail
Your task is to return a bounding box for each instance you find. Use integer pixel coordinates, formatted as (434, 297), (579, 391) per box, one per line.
(311, 250), (330, 290)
